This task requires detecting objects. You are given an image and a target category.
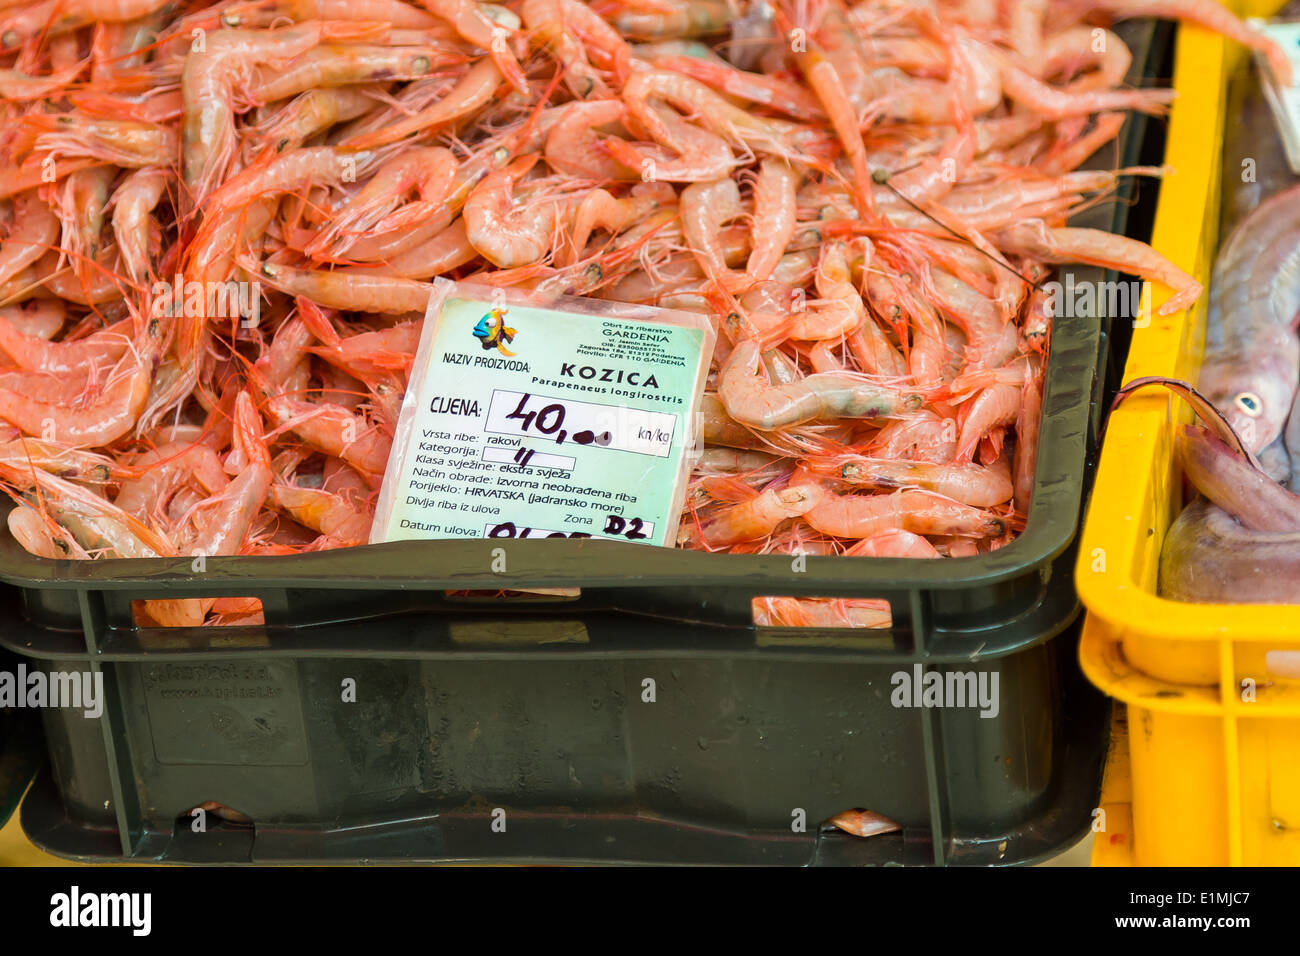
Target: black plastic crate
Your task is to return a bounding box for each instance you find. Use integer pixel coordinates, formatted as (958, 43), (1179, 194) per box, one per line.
(0, 23), (1162, 866)
(11, 613), (1105, 865)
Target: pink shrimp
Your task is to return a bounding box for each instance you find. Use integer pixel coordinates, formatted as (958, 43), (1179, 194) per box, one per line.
(0, 300), (64, 341)
(996, 220), (1202, 315)
(791, 45), (875, 218)
(523, 0), (631, 97)
(831, 454), (1014, 508)
(743, 159), (800, 288)
(844, 529), (942, 558)
(361, 217), (477, 278)
(1091, 0), (1292, 86)
(178, 392), (273, 559)
(305, 321), (420, 381)
(341, 57), (504, 150)
(689, 480), (826, 549)
(0, 0), (171, 48)
(621, 68), (819, 162)
(868, 411), (959, 463)
(0, 438), (126, 485)
(413, 0), (526, 94)
(246, 44), (450, 103)
(803, 488), (1005, 539)
(0, 316), (160, 447)
(270, 483), (374, 547)
(560, 183), (674, 267)
(0, 316), (132, 375)
(24, 114), (177, 169)
(544, 98), (636, 181)
(0, 192), (58, 286)
(1036, 113), (1127, 177)
(720, 340), (925, 429)
(308, 147), (457, 259)
(463, 155), (565, 268)
(248, 86), (380, 155)
(610, 0), (731, 39)
(680, 177), (747, 290)
(654, 55), (826, 121)
(114, 442), (230, 519)
(602, 113), (739, 183)
(787, 240), (875, 344)
(182, 23), (379, 209)
(7, 501), (92, 560)
(251, 259), (436, 313)
(262, 388), (392, 485)
(997, 57), (1176, 119)
(273, 0), (442, 28)
(0, 465), (174, 561)
(110, 167), (170, 284)
(954, 382), (1022, 464)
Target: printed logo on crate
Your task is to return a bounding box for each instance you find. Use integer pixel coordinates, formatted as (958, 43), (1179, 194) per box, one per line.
(472, 307), (518, 356)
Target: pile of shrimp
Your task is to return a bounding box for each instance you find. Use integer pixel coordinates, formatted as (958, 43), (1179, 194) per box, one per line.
(0, 0), (1274, 628)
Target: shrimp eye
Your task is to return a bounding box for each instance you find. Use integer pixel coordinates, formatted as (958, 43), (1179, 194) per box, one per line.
(2, 30), (18, 48)
(1234, 392), (1263, 417)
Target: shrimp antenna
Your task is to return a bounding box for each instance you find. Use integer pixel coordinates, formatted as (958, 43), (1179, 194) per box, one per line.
(873, 173), (1041, 289)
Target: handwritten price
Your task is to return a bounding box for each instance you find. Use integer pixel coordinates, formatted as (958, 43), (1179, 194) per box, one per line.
(505, 393), (613, 447)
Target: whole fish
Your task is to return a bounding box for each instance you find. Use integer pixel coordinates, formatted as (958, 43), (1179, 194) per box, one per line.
(1161, 428), (1300, 603)
(1219, 44), (1299, 239)
(1176, 426), (1300, 531)
(1200, 183), (1300, 454)
(1259, 435), (1291, 486)
(1161, 499), (1300, 604)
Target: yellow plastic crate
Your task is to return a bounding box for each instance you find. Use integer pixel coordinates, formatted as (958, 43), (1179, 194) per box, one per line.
(1077, 0), (1300, 867)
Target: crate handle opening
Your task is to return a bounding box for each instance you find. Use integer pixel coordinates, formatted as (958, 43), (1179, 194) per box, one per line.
(132, 598), (263, 627)
(181, 801), (253, 828)
(751, 596), (892, 629)
(1265, 651), (1300, 680)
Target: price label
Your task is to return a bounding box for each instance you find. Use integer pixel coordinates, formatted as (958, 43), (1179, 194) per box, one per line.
(370, 282), (714, 548)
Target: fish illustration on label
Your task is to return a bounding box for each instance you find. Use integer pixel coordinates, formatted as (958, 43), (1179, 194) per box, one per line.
(472, 307), (518, 356)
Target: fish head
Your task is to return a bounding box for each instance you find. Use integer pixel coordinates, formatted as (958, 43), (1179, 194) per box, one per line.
(1203, 369), (1290, 454)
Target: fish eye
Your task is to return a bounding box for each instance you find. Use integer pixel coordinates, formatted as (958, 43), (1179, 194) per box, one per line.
(1234, 392), (1263, 417)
